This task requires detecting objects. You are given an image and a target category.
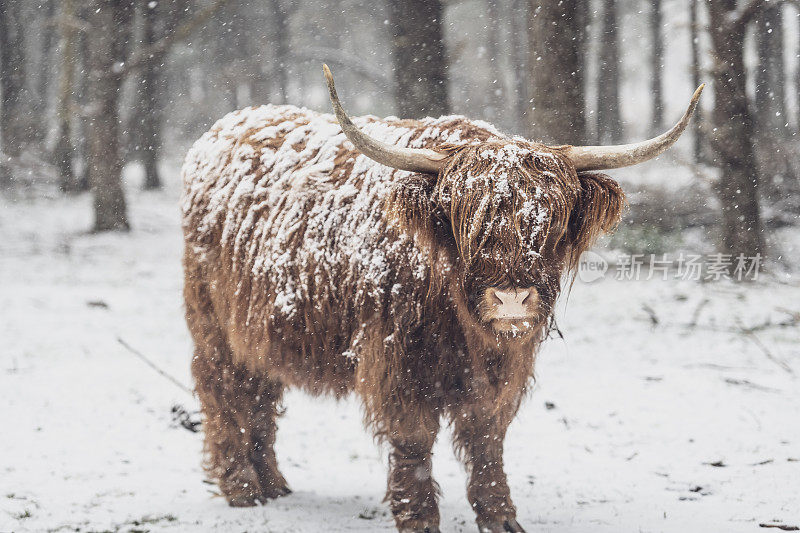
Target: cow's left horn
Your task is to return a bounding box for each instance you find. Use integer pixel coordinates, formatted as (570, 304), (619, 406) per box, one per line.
(563, 84), (705, 171)
(322, 64), (447, 174)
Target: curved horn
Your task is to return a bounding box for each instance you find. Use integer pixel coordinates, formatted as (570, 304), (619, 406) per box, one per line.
(563, 84), (705, 171)
(322, 64), (447, 174)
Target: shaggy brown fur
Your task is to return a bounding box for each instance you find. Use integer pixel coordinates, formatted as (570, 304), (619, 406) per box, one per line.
(181, 104), (625, 532)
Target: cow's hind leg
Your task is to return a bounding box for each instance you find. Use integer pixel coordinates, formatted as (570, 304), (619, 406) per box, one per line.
(185, 276), (290, 506)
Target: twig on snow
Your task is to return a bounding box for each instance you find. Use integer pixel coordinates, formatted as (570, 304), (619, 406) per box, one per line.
(117, 337), (193, 395)
(687, 298), (710, 329)
(723, 377), (780, 393)
(171, 404), (202, 433)
(759, 524), (800, 531)
(641, 303), (659, 329)
(734, 319), (795, 375)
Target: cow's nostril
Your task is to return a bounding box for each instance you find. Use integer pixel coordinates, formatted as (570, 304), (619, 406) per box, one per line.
(519, 290), (530, 304)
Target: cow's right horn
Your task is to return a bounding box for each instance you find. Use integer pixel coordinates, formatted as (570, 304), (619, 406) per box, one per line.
(323, 64), (447, 174)
(561, 84), (704, 171)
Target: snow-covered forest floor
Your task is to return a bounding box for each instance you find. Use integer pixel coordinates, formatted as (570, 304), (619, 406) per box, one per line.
(2, 167), (799, 533)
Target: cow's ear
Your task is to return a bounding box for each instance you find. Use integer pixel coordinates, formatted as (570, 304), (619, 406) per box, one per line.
(568, 172), (626, 255)
(385, 173), (438, 243)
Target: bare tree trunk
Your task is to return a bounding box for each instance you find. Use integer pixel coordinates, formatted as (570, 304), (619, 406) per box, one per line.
(485, 0), (506, 125)
(268, 0), (290, 104)
(138, 1), (165, 190)
(85, 0), (133, 231)
(54, 0), (78, 192)
(75, 25), (91, 192)
(30, 0), (56, 146)
(689, 0), (704, 162)
(650, 0), (664, 132)
(797, 7), (800, 133)
(527, 0), (587, 143)
(508, 0), (528, 134)
(596, 0), (622, 143)
(0, 0), (29, 179)
(131, 0), (220, 189)
(708, 0), (764, 257)
(244, 3), (275, 104)
(754, 5), (787, 136)
(388, 0), (450, 118)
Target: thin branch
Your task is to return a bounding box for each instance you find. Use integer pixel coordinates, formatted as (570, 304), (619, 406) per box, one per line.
(641, 303), (660, 328)
(728, 0), (787, 30)
(633, 308), (798, 376)
(744, 331), (794, 375)
(121, 0), (230, 76)
(0, 149), (59, 179)
(688, 298), (710, 329)
(731, 0), (769, 27)
(117, 337), (193, 395)
(759, 524), (800, 531)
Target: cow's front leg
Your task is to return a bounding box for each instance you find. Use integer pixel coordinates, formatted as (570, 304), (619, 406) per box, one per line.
(383, 410), (441, 533)
(451, 406), (525, 533)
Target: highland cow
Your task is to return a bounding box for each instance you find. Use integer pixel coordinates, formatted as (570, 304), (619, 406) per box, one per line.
(180, 65), (702, 532)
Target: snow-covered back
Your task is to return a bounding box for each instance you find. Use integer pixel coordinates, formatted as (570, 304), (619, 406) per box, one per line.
(180, 104), (504, 322)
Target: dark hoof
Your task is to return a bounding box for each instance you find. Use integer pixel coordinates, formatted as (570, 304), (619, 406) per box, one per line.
(477, 518), (526, 533)
(399, 527), (440, 533)
(226, 493), (262, 507)
(262, 484), (292, 499)
(226, 485), (291, 507)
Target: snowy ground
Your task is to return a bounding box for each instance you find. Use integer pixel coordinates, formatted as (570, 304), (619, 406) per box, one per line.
(2, 168), (799, 533)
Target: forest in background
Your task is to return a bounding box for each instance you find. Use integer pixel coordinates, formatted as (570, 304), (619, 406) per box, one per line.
(3, 3), (800, 531)
(0, 0), (798, 263)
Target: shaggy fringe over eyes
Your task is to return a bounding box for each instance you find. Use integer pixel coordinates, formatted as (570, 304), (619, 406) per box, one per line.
(383, 145), (626, 294)
(567, 171), (626, 271)
(432, 141), (580, 287)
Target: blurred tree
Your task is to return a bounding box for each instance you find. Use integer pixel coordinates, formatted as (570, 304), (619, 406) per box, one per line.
(0, 0), (30, 178)
(707, 0), (765, 257)
(649, 0), (664, 132)
(54, 0), (79, 192)
(76, 21), (92, 191)
(130, 0), (191, 190)
(389, 0), (450, 118)
(527, 0), (587, 144)
(689, 0), (704, 163)
(80, 0), (227, 229)
(596, 0), (622, 143)
(31, 0), (56, 146)
(797, 6), (800, 133)
(138, 0), (165, 190)
(84, 0), (135, 231)
(204, 1), (288, 111)
(204, 1), (241, 110)
(484, 0), (507, 125)
(239, 2), (275, 105)
(508, 0), (528, 133)
(267, 0), (291, 105)
(754, 5), (787, 137)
